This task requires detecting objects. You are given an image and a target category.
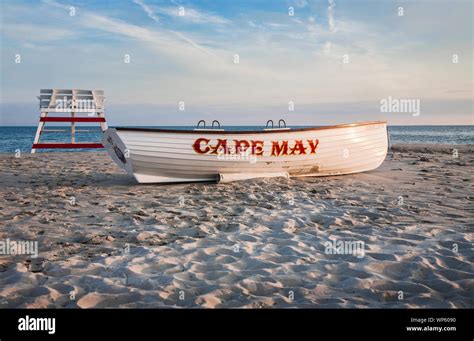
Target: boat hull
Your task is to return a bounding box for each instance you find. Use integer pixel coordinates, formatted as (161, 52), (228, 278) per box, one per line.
(102, 122), (388, 183)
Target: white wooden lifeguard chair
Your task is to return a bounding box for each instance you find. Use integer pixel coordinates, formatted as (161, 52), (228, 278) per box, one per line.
(31, 89), (108, 153)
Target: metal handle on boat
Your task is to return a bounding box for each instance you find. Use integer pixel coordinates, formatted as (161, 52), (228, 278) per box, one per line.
(278, 119), (287, 129)
(266, 120), (274, 129)
(196, 120), (206, 129)
(212, 120), (221, 129)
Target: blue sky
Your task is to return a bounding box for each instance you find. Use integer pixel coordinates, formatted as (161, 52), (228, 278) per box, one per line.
(0, 0), (472, 126)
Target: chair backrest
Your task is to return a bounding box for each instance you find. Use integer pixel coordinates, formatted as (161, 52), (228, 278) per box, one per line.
(38, 89), (105, 112)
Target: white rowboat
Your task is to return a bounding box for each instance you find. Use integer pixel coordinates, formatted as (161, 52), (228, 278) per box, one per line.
(102, 121), (388, 183)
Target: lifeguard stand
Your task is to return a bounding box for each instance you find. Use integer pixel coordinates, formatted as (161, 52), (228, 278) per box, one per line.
(31, 89), (108, 153)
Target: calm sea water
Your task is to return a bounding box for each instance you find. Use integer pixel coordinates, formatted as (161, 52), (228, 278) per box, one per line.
(0, 126), (473, 153)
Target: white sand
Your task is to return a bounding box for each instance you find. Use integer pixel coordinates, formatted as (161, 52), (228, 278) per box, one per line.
(0, 144), (472, 308)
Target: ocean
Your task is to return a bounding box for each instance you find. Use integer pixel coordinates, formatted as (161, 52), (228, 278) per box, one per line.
(0, 125), (473, 153)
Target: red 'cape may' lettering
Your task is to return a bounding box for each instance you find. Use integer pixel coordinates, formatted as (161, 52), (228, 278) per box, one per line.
(252, 140), (264, 156)
(193, 138), (211, 154)
(193, 138), (320, 156)
(234, 140), (250, 153)
(270, 141), (288, 156)
(210, 139), (227, 154)
(290, 140), (306, 155)
(307, 139), (319, 154)
(270, 139), (319, 156)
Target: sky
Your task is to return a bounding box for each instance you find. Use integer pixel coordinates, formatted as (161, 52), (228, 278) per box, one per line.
(0, 0), (472, 126)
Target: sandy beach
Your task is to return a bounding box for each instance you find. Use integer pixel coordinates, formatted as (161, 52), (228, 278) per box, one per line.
(0, 144), (472, 308)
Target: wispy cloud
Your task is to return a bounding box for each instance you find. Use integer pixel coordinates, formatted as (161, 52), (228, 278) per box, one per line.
(156, 4), (230, 25)
(79, 11), (214, 60)
(328, 0), (336, 32)
(170, 30), (215, 56)
(292, 0), (308, 8)
(41, 0), (68, 10)
(2, 23), (74, 42)
(40, 0), (217, 59)
(133, 0), (159, 22)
